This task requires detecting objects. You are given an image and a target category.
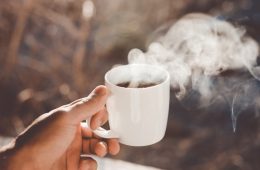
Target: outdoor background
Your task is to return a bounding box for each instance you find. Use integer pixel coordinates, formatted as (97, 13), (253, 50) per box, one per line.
(0, 0), (259, 169)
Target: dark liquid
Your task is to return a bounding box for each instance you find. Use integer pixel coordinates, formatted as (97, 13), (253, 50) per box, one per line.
(116, 82), (158, 88)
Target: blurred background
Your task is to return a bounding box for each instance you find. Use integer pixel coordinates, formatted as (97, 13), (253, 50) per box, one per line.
(0, 0), (259, 169)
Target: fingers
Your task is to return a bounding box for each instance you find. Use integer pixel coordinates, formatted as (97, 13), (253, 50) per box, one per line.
(69, 85), (109, 123)
(90, 108), (108, 130)
(107, 139), (120, 155)
(81, 123), (108, 157)
(79, 157), (97, 170)
(81, 122), (120, 157)
(82, 138), (120, 157)
(82, 139), (108, 157)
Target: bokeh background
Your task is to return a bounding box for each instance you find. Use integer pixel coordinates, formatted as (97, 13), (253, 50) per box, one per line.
(0, 0), (260, 169)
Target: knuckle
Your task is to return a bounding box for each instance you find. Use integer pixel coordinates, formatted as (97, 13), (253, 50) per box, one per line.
(73, 97), (93, 108)
(50, 108), (70, 121)
(54, 110), (68, 117)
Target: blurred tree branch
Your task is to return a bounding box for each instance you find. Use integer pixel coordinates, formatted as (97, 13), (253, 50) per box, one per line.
(5, 0), (36, 75)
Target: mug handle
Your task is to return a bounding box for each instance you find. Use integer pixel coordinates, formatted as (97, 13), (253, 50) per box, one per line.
(86, 119), (119, 139)
(93, 127), (119, 138)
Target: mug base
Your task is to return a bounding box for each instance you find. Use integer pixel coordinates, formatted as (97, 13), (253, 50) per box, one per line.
(119, 136), (164, 147)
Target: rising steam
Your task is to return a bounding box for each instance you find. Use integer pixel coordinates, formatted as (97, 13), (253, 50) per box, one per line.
(128, 13), (260, 131)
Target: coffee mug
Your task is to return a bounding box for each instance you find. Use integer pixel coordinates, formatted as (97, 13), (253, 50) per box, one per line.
(92, 64), (170, 146)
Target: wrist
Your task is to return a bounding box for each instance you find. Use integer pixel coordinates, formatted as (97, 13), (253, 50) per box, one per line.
(0, 140), (35, 170)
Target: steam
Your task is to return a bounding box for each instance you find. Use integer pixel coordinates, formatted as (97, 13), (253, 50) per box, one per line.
(127, 13), (260, 131)
(108, 64), (166, 88)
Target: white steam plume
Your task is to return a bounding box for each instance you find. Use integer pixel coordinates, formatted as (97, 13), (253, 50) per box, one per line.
(127, 13), (260, 131)
(128, 13), (259, 98)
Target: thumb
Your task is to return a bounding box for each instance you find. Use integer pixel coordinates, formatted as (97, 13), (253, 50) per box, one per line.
(69, 85), (109, 123)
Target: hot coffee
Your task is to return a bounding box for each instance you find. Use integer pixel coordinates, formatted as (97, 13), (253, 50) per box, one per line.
(117, 81), (158, 88)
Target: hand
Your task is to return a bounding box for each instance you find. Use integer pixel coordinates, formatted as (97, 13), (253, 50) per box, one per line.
(0, 85), (120, 170)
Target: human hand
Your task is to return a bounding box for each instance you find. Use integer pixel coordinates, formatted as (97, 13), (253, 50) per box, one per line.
(0, 85), (120, 170)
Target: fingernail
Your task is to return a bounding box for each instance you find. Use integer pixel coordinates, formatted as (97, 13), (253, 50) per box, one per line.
(96, 142), (107, 157)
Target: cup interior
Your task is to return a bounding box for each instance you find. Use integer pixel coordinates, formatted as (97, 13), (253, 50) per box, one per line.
(105, 64), (169, 88)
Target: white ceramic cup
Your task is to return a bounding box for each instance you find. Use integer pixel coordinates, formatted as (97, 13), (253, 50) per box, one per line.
(93, 64), (170, 146)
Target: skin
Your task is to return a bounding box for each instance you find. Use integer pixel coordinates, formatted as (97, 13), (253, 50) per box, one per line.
(0, 85), (120, 170)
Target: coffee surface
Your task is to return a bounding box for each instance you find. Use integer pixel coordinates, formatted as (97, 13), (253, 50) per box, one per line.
(116, 81), (158, 88)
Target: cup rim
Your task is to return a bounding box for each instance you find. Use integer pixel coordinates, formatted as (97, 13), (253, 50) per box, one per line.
(105, 64), (170, 90)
